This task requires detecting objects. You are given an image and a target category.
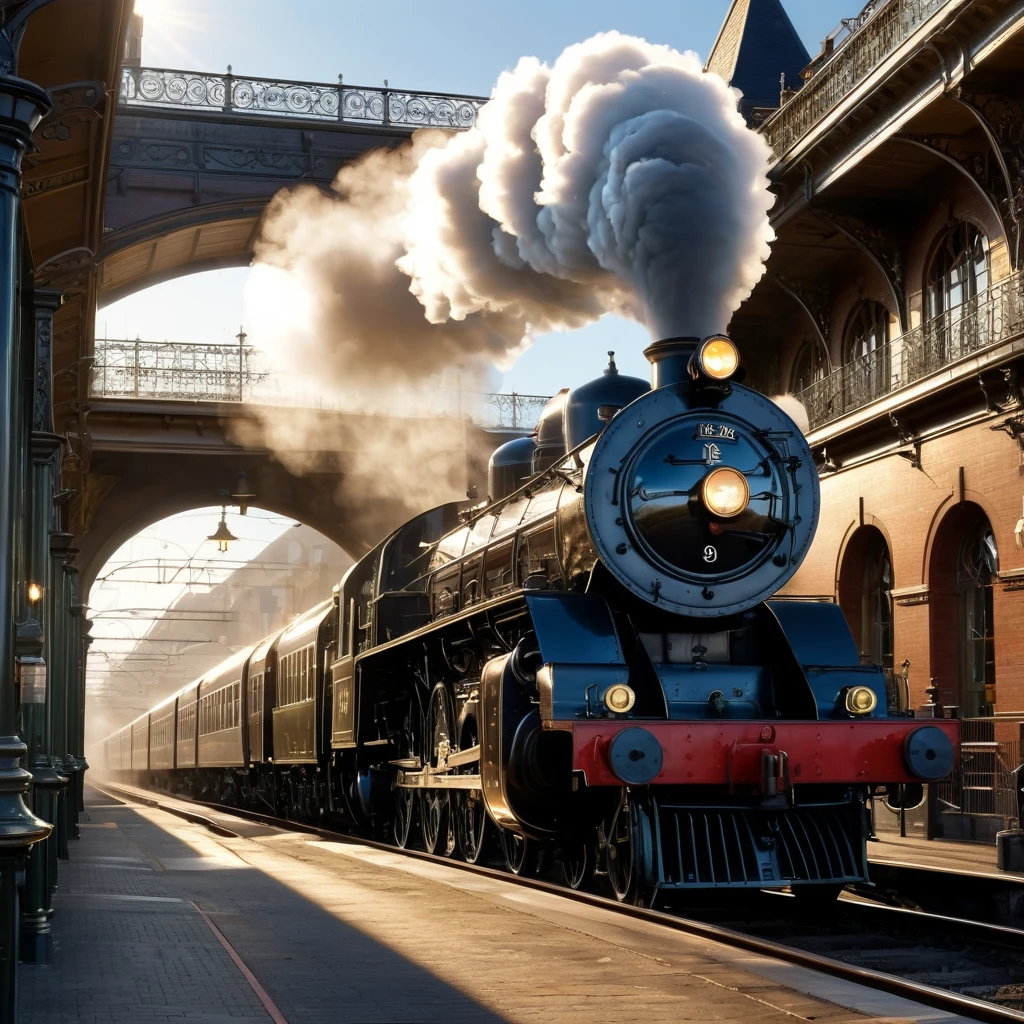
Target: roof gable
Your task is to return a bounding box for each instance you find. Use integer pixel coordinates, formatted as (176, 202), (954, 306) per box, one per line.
(705, 0), (810, 112)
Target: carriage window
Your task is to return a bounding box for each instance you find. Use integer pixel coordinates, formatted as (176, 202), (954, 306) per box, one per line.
(431, 564), (460, 619)
(485, 541), (515, 597)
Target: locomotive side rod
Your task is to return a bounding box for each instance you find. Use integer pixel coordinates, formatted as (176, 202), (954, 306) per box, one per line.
(393, 772), (482, 789)
(393, 742), (482, 788)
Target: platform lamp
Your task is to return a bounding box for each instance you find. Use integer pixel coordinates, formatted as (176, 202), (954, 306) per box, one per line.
(230, 471), (257, 515)
(207, 506), (237, 553)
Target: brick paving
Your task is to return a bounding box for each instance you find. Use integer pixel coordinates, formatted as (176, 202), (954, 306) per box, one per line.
(17, 787), (972, 1024)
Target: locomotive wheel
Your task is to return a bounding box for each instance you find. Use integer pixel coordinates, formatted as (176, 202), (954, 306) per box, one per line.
(393, 696), (422, 849)
(560, 836), (595, 891)
(420, 683), (456, 857)
(499, 829), (549, 877)
(455, 718), (491, 864)
(456, 788), (491, 864)
(605, 792), (655, 905)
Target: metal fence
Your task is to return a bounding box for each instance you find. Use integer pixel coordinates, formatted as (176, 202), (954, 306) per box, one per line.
(90, 339), (549, 432)
(934, 718), (1022, 841)
(761, 0), (952, 159)
(119, 65), (485, 131)
(795, 271), (1024, 430)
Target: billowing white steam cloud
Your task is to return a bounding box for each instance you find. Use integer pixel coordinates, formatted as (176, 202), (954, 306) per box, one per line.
(248, 32), (775, 387)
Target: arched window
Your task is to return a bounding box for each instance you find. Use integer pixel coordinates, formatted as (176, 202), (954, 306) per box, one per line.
(843, 301), (889, 363)
(790, 339), (827, 394)
(838, 526), (893, 673)
(927, 222), (990, 322)
(843, 301), (890, 405)
(956, 518), (997, 718)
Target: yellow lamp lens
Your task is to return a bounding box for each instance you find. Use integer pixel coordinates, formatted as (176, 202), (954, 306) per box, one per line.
(27, 582), (41, 603)
(699, 337), (739, 380)
(604, 684), (636, 713)
(845, 685), (878, 715)
(700, 468), (750, 518)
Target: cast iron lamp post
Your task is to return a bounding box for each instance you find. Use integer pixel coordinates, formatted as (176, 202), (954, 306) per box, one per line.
(0, 70), (55, 1020)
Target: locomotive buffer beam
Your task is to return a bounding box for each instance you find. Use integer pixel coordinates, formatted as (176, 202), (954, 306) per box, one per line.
(393, 744), (481, 789)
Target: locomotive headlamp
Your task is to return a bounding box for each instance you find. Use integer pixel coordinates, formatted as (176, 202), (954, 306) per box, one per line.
(603, 683), (636, 714)
(844, 685), (878, 716)
(693, 336), (739, 381)
(700, 467), (750, 519)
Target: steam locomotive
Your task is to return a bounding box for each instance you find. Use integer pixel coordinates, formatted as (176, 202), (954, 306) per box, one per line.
(102, 336), (958, 903)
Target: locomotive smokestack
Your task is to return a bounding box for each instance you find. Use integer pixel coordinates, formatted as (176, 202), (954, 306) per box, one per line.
(644, 337), (701, 389)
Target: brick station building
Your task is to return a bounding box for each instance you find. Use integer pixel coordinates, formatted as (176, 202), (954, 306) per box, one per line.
(715, 0), (1024, 833)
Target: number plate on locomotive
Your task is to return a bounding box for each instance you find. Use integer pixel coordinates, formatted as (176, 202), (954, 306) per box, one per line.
(694, 423), (737, 441)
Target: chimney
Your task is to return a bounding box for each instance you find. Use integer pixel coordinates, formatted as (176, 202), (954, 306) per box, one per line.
(643, 337), (701, 389)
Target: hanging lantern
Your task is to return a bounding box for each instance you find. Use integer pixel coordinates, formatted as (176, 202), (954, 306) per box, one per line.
(207, 506), (237, 553)
(230, 470), (257, 516)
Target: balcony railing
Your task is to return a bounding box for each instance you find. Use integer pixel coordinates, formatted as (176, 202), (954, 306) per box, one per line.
(89, 339), (548, 432)
(119, 65), (485, 131)
(761, 0), (952, 159)
(795, 271), (1024, 431)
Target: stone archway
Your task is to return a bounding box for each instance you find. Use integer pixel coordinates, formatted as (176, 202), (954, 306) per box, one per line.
(928, 501), (998, 718)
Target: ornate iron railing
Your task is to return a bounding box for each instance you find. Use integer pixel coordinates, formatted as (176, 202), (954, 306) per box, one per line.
(795, 271), (1024, 430)
(119, 65), (485, 130)
(761, 0), (952, 159)
(90, 339), (548, 432)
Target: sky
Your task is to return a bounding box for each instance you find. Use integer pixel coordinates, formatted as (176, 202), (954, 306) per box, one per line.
(110, 0), (858, 395)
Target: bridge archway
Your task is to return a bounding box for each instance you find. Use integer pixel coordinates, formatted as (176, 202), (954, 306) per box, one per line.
(85, 503), (354, 746)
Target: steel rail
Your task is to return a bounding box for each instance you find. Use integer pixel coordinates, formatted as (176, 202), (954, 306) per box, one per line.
(94, 780), (1024, 1024)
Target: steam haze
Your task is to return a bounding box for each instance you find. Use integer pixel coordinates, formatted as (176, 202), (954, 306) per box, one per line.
(247, 31), (775, 386)
(244, 32), (777, 510)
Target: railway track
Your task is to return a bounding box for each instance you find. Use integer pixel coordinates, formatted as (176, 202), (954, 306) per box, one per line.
(95, 781), (1024, 1024)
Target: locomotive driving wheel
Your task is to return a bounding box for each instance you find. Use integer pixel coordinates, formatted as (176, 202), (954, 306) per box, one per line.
(605, 792), (655, 905)
(393, 694), (422, 849)
(420, 683), (456, 857)
(560, 835), (595, 891)
(455, 718), (491, 864)
(499, 829), (550, 877)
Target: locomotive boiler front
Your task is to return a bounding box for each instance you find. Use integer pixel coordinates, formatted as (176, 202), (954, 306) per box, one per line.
(561, 337), (820, 616)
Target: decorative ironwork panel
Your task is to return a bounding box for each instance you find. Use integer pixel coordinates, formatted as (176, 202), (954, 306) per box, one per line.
(762, 0), (951, 160)
(796, 271), (1024, 430)
(90, 339), (547, 431)
(120, 66), (485, 131)
(480, 392), (550, 432)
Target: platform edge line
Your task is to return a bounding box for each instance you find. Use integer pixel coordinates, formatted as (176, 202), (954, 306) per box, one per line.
(191, 900), (290, 1024)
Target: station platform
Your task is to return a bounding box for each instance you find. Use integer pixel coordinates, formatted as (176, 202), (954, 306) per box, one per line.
(18, 785), (978, 1024)
(868, 834), (1024, 883)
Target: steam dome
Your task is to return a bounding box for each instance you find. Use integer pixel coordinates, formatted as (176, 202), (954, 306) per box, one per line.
(563, 352), (649, 450)
(488, 436), (536, 502)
